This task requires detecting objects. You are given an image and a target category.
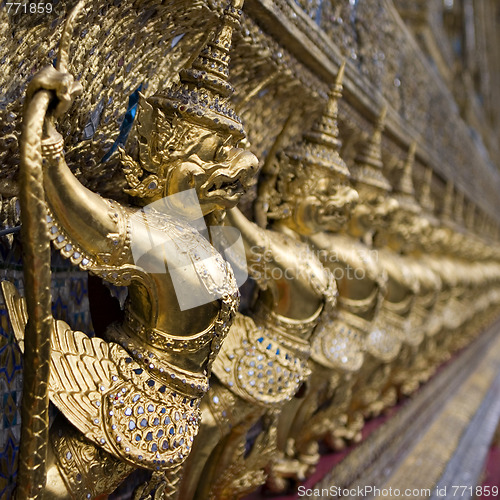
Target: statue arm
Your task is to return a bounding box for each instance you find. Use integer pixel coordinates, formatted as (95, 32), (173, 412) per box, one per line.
(226, 207), (332, 315)
(27, 66), (130, 266)
(226, 206), (269, 265)
(227, 207), (327, 286)
(41, 143), (129, 266)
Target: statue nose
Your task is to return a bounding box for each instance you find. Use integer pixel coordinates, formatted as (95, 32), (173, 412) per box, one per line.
(242, 149), (259, 174)
(331, 185), (359, 212)
(228, 148), (259, 185)
(383, 196), (399, 215)
(345, 186), (359, 208)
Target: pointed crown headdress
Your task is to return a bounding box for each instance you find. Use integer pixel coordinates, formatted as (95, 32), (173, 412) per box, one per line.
(149, 0), (245, 139)
(121, 1), (245, 199)
(454, 188), (465, 224)
(420, 166), (435, 215)
(441, 179), (454, 221)
(283, 61), (350, 179)
(393, 141), (421, 213)
(465, 198), (476, 229)
(350, 105), (392, 191)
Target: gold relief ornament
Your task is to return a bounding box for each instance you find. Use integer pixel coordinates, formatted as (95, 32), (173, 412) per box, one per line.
(444, 244), (495, 353)
(3, 1), (260, 498)
(445, 228), (477, 333)
(397, 167), (443, 390)
(281, 77), (393, 456)
(379, 142), (442, 397)
(8, 4), (88, 498)
(375, 145), (422, 342)
(340, 107), (404, 420)
(431, 189), (471, 355)
(399, 261), (441, 394)
(423, 249), (462, 368)
(304, 232), (390, 448)
(3, 1), (499, 499)
(411, 183), (465, 379)
(178, 204), (338, 499)
(253, 64), (374, 490)
(263, 62), (358, 235)
(464, 245), (497, 326)
(368, 144), (438, 405)
(179, 65), (353, 500)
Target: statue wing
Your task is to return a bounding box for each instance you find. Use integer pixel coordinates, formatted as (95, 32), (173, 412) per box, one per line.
(0, 0), (217, 197)
(1, 280), (116, 450)
(1, 280), (201, 470)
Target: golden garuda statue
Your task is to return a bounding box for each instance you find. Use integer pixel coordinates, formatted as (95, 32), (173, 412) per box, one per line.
(2, 1), (260, 498)
(1, 1), (500, 499)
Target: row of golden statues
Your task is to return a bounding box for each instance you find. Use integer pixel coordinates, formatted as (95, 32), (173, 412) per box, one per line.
(3, 1), (500, 499)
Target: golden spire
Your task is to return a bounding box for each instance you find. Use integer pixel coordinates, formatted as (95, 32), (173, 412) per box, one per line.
(305, 61), (345, 151)
(442, 179), (454, 221)
(350, 105), (392, 191)
(454, 188), (464, 225)
(151, 0), (245, 138)
(465, 199), (475, 229)
(285, 61), (350, 178)
(394, 141), (420, 213)
(420, 166), (435, 214)
(398, 141), (416, 196)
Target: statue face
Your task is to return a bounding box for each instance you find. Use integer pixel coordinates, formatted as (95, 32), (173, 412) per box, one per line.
(386, 210), (428, 251)
(293, 174), (358, 233)
(428, 226), (452, 252)
(351, 183), (399, 232)
(166, 124), (259, 215)
(274, 155), (358, 234)
(419, 218), (440, 251)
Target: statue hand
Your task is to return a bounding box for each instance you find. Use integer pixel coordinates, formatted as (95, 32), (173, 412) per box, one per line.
(26, 66), (83, 119)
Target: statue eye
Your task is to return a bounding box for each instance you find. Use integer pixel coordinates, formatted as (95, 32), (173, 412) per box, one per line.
(214, 143), (232, 162)
(214, 146), (225, 161)
(190, 132), (222, 162)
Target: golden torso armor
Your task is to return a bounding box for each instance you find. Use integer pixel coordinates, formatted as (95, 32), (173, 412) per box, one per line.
(5, 178), (241, 472)
(3, 1), (500, 498)
(309, 232), (389, 369)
